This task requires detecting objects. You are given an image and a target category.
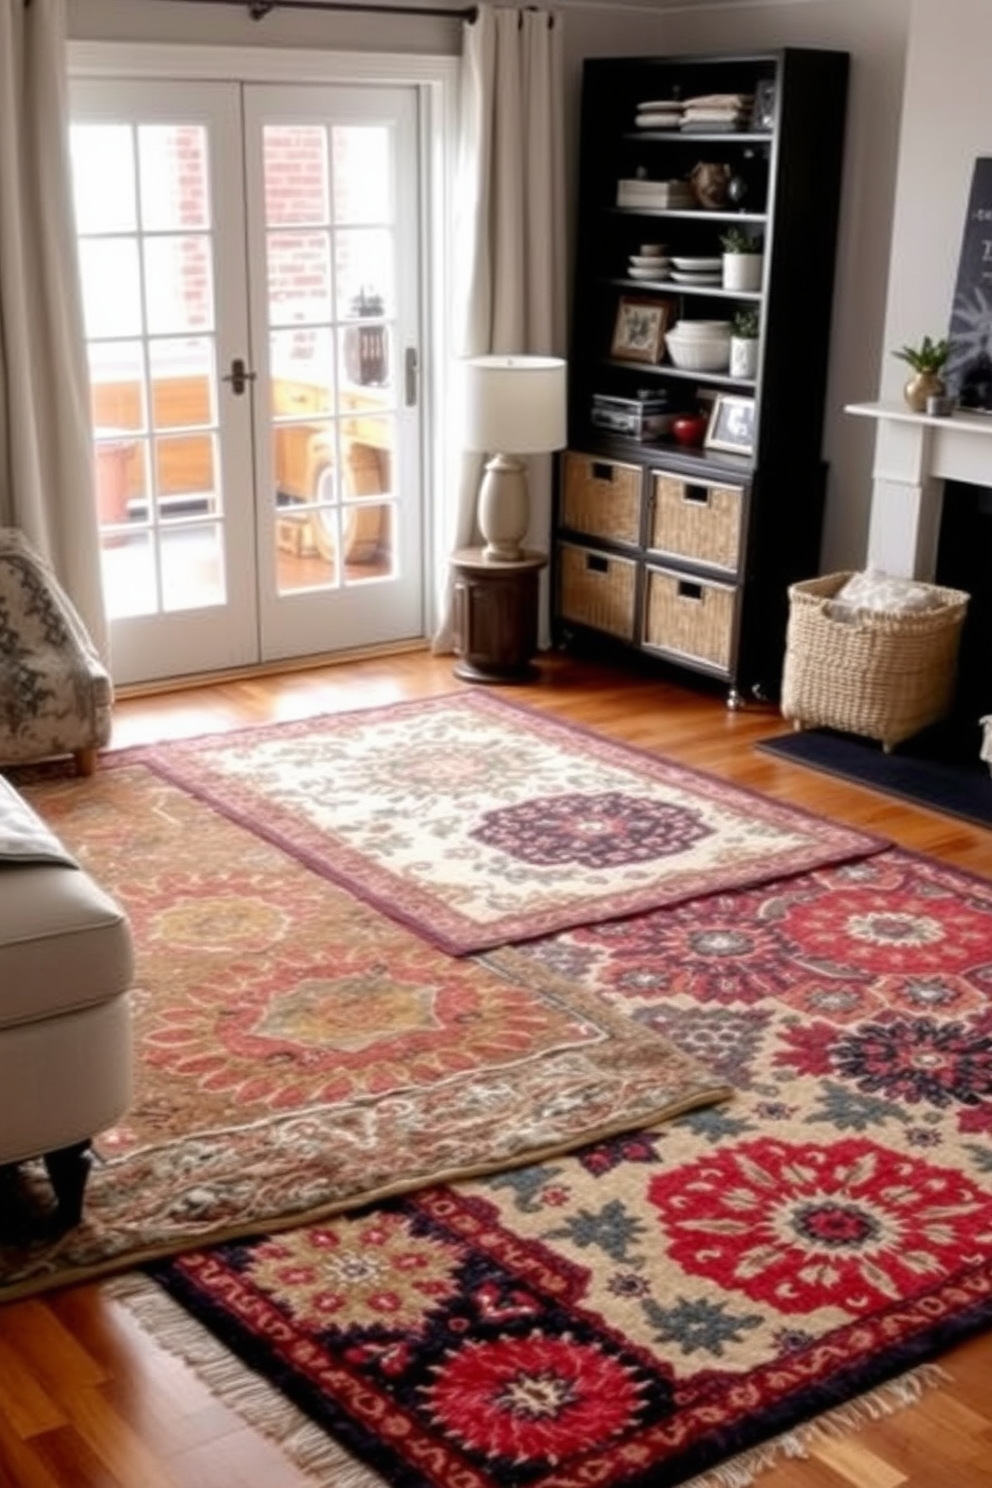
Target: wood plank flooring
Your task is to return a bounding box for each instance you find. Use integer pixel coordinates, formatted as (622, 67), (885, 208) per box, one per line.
(2, 647), (990, 1488)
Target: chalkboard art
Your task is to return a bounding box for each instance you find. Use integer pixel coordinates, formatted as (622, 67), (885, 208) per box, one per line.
(946, 156), (992, 411)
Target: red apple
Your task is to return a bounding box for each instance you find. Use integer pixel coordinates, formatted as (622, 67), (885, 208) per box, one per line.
(672, 413), (708, 447)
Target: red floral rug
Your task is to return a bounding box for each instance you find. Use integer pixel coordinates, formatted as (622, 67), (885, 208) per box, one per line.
(1, 763), (727, 1303)
(132, 692), (886, 953)
(139, 849), (992, 1488)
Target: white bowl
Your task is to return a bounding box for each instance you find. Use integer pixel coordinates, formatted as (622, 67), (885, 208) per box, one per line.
(673, 319), (732, 338)
(667, 330), (730, 348)
(668, 325), (730, 342)
(629, 265), (668, 280)
(665, 333), (731, 371)
(629, 254), (671, 269)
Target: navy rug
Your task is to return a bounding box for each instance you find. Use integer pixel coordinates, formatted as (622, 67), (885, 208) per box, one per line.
(758, 723), (992, 830)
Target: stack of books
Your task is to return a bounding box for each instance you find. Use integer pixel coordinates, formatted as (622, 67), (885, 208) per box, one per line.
(616, 178), (695, 209)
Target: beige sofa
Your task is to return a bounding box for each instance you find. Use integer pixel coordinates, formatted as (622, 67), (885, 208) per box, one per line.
(0, 777), (133, 1230)
(0, 529), (113, 776)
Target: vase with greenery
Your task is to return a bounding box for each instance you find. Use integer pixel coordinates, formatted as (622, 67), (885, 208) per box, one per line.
(730, 306), (760, 379)
(720, 228), (764, 291)
(893, 335), (951, 412)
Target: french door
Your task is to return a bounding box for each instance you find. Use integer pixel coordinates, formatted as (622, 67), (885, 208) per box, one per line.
(70, 76), (425, 686)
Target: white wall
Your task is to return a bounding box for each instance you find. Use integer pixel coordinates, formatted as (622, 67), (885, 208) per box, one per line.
(879, 0), (992, 405)
(67, 0), (918, 574)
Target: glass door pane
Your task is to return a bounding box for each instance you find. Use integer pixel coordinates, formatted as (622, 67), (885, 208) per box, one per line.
(74, 120), (226, 612)
(246, 84), (423, 662)
(70, 80), (257, 685)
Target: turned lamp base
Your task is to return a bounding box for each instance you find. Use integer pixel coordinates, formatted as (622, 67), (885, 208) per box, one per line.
(477, 453), (530, 562)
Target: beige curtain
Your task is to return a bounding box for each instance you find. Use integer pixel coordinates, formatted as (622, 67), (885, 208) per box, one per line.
(432, 3), (567, 651)
(0, 0), (107, 659)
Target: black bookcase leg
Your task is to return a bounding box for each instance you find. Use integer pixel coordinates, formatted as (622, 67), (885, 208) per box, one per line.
(43, 1141), (93, 1229)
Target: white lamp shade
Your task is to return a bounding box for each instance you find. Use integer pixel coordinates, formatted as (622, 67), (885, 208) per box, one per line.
(462, 355), (568, 455)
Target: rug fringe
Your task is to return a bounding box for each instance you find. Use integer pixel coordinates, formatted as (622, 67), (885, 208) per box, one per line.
(106, 1270), (950, 1488)
(103, 1271), (387, 1488)
(681, 1363), (951, 1488)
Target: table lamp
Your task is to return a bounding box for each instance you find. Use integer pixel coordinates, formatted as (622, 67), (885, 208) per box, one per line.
(462, 354), (567, 562)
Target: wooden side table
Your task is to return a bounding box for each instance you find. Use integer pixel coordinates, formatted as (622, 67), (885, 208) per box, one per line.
(450, 546), (547, 683)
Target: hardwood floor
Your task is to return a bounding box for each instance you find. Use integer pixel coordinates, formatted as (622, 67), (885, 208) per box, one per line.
(2, 647), (991, 1488)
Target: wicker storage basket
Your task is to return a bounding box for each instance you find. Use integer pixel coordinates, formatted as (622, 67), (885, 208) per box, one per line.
(561, 453), (643, 546)
(643, 566), (736, 671)
(557, 541), (638, 640)
(781, 571), (970, 751)
(649, 474), (743, 571)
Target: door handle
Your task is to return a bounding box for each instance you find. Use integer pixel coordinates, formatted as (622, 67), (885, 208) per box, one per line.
(404, 346), (419, 407)
(223, 358), (257, 396)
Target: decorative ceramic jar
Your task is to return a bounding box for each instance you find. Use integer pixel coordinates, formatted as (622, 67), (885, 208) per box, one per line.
(689, 161), (731, 210)
(730, 336), (759, 379)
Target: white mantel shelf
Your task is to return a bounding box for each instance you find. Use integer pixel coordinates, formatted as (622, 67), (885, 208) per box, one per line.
(846, 399), (992, 579)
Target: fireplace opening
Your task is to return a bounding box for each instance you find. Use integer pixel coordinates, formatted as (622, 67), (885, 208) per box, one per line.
(934, 478), (992, 761)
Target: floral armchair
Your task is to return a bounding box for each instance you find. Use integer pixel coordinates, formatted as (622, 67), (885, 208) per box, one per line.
(0, 530), (113, 776)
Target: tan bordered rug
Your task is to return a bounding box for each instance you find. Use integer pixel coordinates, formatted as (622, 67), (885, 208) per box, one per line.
(1, 758), (729, 1302)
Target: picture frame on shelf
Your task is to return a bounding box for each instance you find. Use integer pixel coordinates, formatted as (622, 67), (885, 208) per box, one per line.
(751, 79), (776, 131)
(610, 296), (672, 364)
(705, 393), (756, 455)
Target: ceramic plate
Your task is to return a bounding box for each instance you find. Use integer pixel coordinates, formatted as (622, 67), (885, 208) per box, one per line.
(629, 266), (670, 280)
(671, 256), (723, 271)
(671, 271), (722, 285)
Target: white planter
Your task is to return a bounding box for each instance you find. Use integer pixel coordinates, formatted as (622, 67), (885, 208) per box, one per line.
(722, 252), (764, 291)
(730, 335), (759, 379)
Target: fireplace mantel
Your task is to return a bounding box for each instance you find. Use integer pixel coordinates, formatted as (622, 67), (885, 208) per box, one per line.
(846, 400), (992, 580)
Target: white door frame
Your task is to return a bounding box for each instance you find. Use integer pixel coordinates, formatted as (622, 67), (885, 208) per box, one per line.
(68, 39), (459, 653)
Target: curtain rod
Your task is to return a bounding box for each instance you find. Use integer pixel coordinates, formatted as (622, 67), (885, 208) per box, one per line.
(118, 0), (480, 20)
(24, 0), (562, 24)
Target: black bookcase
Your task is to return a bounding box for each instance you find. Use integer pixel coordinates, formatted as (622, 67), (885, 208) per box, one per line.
(554, 48), (849, 704)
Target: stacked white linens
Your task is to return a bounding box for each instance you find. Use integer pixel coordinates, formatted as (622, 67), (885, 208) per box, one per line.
(680, 93), (753, 131)
(635, 98), (682, 128)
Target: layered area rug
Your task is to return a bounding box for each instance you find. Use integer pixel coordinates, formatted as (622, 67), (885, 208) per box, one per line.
(136, 692), (886, 953)
(0, 762), (729, 1303)
(132, 848), (992, 1488)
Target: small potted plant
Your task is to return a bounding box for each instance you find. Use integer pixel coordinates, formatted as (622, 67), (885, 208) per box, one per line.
(730, 306), (760, 379)
(720, 228), (764, 291)
(892, 334), (951, 412)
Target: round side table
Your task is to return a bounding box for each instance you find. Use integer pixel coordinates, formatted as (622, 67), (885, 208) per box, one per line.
(450, 546), (547, 683)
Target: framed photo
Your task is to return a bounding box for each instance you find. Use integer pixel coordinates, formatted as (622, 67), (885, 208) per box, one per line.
(751, 79), (776, 132)
(705, 394), (756, 455)
(610, 297), (672, 364)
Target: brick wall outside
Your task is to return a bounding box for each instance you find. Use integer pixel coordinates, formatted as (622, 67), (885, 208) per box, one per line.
(100, 123), (384, 378)
(174, 126), (211, 331)
(166, 125), (331, 330)
(265, 126), (330, 322)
